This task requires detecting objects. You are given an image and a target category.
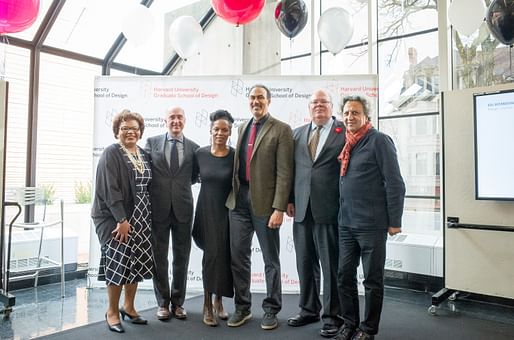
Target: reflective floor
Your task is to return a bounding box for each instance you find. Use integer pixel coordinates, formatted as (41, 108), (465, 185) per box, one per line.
(0, 278), (199, 339)
(1, 279), (514, 339)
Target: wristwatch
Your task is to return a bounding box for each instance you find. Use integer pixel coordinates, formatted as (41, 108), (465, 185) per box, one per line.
(117, 217), (127, 224)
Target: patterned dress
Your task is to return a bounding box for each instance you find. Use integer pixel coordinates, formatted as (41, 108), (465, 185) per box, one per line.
(98, 147), (153, 285)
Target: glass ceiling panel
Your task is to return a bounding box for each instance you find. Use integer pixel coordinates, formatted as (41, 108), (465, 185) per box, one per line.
(116, 0), (207, 73)
(44, 0), (140, 58)
(9, 0), (53, 41)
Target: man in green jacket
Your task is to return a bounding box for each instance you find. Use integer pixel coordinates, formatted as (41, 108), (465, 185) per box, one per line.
(226, 84), (294, 330)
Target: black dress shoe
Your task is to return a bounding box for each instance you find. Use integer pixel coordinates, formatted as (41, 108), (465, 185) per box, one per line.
(105, 313), (125, 333)
(287, 314), (320, 327)
(319, 323), (341, 338)
(120, 307), (148, 325)
(334, 325), (356, 340)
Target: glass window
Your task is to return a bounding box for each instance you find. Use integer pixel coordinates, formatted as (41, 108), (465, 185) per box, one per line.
(281, 56), (312, 75)
(452, 22), (513, 89)
(116, 0), (211, 73)
(37, 53), (97, 201)
(415, 152), (428, 176)
(2, 45), (30, 189)
(37, 53), (99, 262)
(321, 44), (369, 74)
(44, 0), (140, 59)
(380, 115), (441, 197)
(378, 31), (440, 116)
(378, 0), (437, 39)
(402, 197), (441, 235)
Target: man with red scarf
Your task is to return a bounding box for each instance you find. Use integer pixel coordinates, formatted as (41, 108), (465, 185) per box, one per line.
(334, 96), (405, 340)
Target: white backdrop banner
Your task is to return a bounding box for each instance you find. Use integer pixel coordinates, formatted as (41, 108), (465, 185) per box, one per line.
(88, 75), (377, 293)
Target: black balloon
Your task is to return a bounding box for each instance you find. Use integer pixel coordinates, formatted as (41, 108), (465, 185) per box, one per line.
(274, 0), (308, 39)
(486, 0), (514, 46)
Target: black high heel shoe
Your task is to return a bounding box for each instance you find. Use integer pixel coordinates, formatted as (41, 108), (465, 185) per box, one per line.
(120, 307), (148, 325)
(105, 313), (125, 333)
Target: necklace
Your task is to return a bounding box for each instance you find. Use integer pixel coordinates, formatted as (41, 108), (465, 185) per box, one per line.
(211, 145), (230, 157)
(120, 144), (145, 174)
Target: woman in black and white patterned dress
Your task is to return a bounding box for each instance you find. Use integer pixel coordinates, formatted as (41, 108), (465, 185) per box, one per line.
(92, 109), (153, 333)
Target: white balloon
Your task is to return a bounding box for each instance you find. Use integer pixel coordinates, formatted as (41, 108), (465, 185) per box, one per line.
(121, 5), (155, 46)
(169, 16), (204, 60)
(317, 7), (354, 55)
(448, 0), (486, 37)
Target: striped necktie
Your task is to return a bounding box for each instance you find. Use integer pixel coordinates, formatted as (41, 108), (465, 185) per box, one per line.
(308, 126), (321, 160)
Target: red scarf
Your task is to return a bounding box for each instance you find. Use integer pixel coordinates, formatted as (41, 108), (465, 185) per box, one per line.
(338, 121), (372, 176)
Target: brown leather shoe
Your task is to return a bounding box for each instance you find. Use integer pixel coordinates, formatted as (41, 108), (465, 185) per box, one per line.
(172, 305), (187, 320)
(156, 306), (170, 321)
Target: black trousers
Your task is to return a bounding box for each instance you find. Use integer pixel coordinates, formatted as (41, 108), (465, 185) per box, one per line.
(151, 210), (192, 309)
(229, 184), (282, 314)
(293, 205), (341, 326)
(338, 225), (387, 335)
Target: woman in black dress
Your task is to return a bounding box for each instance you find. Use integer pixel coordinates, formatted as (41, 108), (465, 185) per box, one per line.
(192, 110), (235, 326)
(92, 110), (153, 333)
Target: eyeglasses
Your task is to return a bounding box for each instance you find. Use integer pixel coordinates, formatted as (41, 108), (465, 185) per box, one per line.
(309, 100), (331, 106)
(120, 126), (140, 132)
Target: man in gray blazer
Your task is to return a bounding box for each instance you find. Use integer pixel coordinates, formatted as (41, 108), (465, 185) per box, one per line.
(145, 106), (199, 321)
(225, 84), (294, 330)
(286, 89), (344, 338)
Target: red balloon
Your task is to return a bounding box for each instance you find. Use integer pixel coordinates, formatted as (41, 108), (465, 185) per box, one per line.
(0, 0), (40, 34)
(210, 0), (265, 26)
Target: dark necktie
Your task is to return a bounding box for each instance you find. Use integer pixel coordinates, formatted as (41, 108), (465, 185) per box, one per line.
(170, 139), (179, 174)
(245, 121), (259, 181)
(308, 125), (321, 160)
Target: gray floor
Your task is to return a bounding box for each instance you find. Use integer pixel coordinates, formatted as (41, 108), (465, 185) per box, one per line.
(1, 278), (514, 340)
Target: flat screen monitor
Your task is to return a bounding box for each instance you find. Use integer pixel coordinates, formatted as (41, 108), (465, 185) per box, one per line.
(473, 89), (514, 201)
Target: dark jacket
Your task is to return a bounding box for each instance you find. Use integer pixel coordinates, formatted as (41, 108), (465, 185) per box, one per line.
(144, 133), (199, 224)
(338, 128), (405, 229)
(226, 114), (294, 215)
(91, 143), (150, 246)
(291, 118), (345, 224)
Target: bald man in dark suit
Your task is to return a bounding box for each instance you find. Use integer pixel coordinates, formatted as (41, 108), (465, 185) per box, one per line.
(145, 107), (199, 321)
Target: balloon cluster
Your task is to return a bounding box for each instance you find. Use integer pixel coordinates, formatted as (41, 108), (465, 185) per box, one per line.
(117, 0), (355, 59)
(0, 0), (40, 34)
